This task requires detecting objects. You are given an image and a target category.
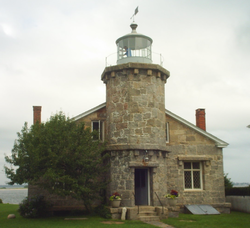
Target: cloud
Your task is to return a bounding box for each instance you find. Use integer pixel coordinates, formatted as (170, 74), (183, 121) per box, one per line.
(1, 0), (250, 184)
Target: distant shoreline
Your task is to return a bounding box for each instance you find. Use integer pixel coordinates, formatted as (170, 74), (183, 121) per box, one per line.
(0, 188), (28, 204)
(0, 185), (27, 190)
(0, 189), (27, 190)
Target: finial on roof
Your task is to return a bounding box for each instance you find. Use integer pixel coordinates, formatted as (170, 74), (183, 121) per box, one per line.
(130, 23), (138, 33)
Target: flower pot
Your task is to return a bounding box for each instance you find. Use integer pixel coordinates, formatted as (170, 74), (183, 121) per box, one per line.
(168, 198), (177, 206)
(111, 199), (121, 208)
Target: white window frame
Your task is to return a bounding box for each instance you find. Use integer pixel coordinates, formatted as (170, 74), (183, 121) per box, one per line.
(91, 120), (104, 141)
(166, 122), (169, 143)
(183, 161), (203, 190)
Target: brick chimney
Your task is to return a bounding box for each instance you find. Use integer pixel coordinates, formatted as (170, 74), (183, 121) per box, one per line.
(33, 106), (42, 124)
(196, 108), (206, 131)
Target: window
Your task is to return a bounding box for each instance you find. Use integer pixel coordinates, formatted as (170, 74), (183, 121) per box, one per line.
(184, 162), (202, 190)
(91, 121), (104, 141)
(166, 122), (169, 143)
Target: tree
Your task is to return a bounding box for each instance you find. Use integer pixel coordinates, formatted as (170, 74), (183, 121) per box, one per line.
(224, 173), (233, 190)
(5, 112), (109, 212)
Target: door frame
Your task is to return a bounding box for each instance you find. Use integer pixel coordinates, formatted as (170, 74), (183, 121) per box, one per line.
(134, 168), (150, 205)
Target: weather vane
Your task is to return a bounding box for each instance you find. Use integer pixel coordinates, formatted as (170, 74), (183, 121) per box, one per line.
(130, 6), (139, 22)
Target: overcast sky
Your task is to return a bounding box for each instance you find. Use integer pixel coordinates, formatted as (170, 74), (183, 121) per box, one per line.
(1, 0), (250, 184)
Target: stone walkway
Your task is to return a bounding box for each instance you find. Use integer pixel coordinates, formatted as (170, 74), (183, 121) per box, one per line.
(144, 221), (175, 228)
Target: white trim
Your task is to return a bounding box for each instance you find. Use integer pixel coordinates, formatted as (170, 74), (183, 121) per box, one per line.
(91, 120), (104, 141)
(72, 103), (106, 121)
(183, 161), (203, 190)
(100, 120), (104, 141)
(71, 102), (228, 148)
(147, 168), (150, 206)
(166, 122), (169, 143)
(165, 109), (229, 148)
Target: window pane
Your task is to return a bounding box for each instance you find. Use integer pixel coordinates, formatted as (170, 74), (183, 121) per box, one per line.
(184, 171), (192, 188)
(93, 122), (99, 131)
(184, 162), (191, 169)
(193, 162), (200, 169)
(193, 171), (201, 188)
(92, 122), (99, 140)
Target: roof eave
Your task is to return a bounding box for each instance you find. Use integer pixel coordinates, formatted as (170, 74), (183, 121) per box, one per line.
(71, 104), (229, 148)
(165, 109), (229, 148)
(72, 102), (106, 121)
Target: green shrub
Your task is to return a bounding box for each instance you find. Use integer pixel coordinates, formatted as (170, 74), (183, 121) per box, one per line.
(224, 173), (233, 190)
(94, 204), (111, 219)
(225, 186), (250, 196)
(0, 198), (3, 204)
(18, 195), (52, 218)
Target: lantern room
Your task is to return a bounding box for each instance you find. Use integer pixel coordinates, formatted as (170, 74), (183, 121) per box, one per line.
(116, 23), (153, 65)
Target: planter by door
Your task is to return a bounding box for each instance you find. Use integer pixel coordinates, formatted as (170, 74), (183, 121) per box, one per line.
(168, 199), (177, 206)
(111, 200), (121, 208)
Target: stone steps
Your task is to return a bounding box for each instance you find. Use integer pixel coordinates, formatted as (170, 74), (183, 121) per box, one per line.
(139, 211), (157, 216)
(139, 215), (160, 222)
(110, 205), (168, 221)
(137, 206), (160, 222)
(137, 206), (156, 211)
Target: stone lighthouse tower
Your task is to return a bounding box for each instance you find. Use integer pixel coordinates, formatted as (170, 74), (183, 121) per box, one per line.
(101, 22), (170, 207)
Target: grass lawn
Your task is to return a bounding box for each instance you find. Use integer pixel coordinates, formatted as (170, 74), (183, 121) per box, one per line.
(162, 211), (250, 228)
(0, 204), (153, 228)
(1, 204), (250, 228)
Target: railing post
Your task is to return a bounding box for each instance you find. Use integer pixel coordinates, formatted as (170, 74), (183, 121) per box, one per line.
(155, 192), (164, 214)
(132, 192), (139, 214)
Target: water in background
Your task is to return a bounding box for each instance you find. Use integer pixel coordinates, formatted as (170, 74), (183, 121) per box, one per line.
(0, 189), (28, 204)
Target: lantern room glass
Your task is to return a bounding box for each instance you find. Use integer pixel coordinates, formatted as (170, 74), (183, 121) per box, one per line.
(116, 35), (152, 64)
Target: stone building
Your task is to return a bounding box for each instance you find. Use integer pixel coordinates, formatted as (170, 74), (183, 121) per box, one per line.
(73, 22), (230, 214)
(30, 22), (230, 219)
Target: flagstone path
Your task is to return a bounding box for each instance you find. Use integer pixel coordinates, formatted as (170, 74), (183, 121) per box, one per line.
(144, 221), (175, 228)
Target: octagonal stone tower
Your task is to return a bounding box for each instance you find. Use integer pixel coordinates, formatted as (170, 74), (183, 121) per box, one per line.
(101, 23), (170, 207)
(102, 63), (169, 151)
